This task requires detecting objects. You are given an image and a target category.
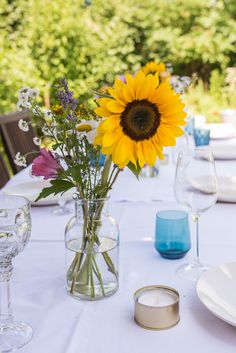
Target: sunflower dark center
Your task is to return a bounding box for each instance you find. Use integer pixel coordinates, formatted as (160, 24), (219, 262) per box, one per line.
(120, 99), (161, 141)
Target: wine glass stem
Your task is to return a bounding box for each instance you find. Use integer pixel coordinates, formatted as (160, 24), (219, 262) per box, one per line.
(193, 215), (200, 264)
(0, 264), (13, 325)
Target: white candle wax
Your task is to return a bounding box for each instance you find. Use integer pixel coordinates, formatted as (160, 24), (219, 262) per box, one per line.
(138, 288), (177, 307)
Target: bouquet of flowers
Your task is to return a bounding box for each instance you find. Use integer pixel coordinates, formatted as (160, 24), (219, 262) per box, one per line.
(16, 69), (187, 300)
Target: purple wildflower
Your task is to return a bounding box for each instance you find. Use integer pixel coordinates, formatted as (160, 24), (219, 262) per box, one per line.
(56, 79), (78, 111)
(66, 112), (77, 121)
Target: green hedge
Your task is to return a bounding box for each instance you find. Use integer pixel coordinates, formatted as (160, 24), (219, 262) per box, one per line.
(0, 0), (235, 113)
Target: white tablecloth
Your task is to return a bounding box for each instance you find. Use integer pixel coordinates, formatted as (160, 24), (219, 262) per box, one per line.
(2, 145), (236, 353)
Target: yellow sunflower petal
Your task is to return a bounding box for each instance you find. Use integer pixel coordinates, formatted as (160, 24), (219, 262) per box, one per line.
(93, 133), (103, 146)
(108, 87), (125, 105)
(103, 127), (123, 147)
(137, 142), (145, 168)
(129, 141), (137, 166)
(113, 135), (132, 167)
(151, 137), (164, 160)
(156, 126), (176, 146)
(114, 78), (125, 95)
(142, 140), (157, 166)
(107, 100), (125, 113)
(125, 74), (136, 91)
(97, 97), (111, 106)
(137, 74), (159, 100)
(101, 143), (117, 155)
(157, 63), (166, 72)
(94, 106), (111, 118)
(99, 115), (120, 131)
(123, 84), (135, 102)
(164, 125), (184, 137)
(134, 71), (146, 99)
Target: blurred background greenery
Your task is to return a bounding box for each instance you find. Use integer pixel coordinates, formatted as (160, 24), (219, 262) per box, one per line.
(0, 0), (235, 121)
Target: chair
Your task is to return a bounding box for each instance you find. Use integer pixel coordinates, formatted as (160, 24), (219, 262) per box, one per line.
(0, 153), (10, 189)
(0, 111), (39, 174)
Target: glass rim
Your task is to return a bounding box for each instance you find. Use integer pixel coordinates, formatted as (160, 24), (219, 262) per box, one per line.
(193, 127), (210, 132)
(178, 148), (214, 158)
(156, 209), (188, 220)
(0, 194), (30, 210)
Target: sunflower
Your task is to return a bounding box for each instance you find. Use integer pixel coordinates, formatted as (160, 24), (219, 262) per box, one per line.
(142, 61), (166, 76)
(94, 70), (186, 169)
(142, 61), (171, 83)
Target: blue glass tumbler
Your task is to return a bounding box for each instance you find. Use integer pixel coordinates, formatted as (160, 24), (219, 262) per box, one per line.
(155, 210), (191, 259)
(193, 128), (210, 147)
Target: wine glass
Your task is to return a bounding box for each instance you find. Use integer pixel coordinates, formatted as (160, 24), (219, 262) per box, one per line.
(0, 195), (33, 351)
(172, 132), (190, 165)
(174, 149), (218, 281)
(52, 197), (73, 216)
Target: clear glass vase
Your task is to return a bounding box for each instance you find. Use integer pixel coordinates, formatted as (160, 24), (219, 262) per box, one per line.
(65, 198), (119, 300)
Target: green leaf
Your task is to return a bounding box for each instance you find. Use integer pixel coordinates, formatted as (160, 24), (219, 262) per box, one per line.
(35, 179), (74, 202)
(52, 143), (63, 150)
(127, 162), (141, 179)
(67, 165), (83, 184)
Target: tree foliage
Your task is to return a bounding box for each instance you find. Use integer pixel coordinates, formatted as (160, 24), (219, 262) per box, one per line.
(0, 0), (235, 113)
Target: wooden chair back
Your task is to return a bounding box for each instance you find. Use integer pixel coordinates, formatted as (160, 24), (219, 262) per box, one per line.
(0, 111), (39, 174)
(0, 153), (10, 189)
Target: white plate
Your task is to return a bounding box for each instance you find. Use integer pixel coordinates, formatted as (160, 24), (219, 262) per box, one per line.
(191, 175), (236, 203)
(202, 123), (236, 140)
(198, 145), (236, 160)
(197, 262), (236, 327)
(4, 180), (75, 206)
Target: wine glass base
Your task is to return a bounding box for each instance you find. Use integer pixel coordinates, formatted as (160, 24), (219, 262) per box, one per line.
(177, 262), (210, 281)
(52, 207), (73, 216)
(0, 321), (33, 352)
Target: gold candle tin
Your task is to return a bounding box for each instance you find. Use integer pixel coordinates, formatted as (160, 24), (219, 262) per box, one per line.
(134, 285), (180, 330)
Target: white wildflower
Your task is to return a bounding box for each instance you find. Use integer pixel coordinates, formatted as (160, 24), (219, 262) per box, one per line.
(18, 119), (29, 132)
(76, 119), (99, 144)
(17, 91), (31, 111)
(44, 110), (53, 119)
(18, 87), (30, 101)
(16, 101), (25, 111)
(24, 101), (32, 109)
(51, 121), (58, 130)
(32, 105), (41, 116)
(33, 137), (41, 146)
(17, 87), (38, 112)
(17, 100), (31, 110)
(50, 121), (58, 136)
(86, 129), (97, 144)
(28, 88), (39, 99)
(42, 124), (51, 136)
(18, 87), (30, 95)
(14, 152), (27, 167)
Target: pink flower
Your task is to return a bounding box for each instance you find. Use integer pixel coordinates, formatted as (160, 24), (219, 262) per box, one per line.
(32, 149), (62, 180)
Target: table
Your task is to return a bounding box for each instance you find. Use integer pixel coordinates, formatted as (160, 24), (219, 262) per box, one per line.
(2, 146), (236, 353)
